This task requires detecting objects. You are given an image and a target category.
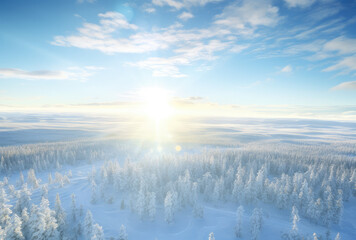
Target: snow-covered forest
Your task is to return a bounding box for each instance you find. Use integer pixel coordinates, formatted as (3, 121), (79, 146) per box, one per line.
(0, 137), (355, 240)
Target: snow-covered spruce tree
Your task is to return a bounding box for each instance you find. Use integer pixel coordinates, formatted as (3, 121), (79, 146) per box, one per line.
(313, 233), (318, 240)
(255, 166), (266, 200)
(48, 173), (53, 185)
(324, 186), (334, 227)
(84, 210), (94, 239)
(334, 189), (343, 224)
(39, 197), (59, 240)
(91, 223), (104, 240)
(21, 208), (29, 238)
(91, 181), (98, 204)
(209, 232), (215, 240)
(54, 193), (66, 239)
(17, 172), (25, 187)
(27, 169), (39, 189)
(5, 214), (24, 240)
(164, 191), (174, 223)
(0, 188), (12, 226)
(235, 205), (244, 238)
(136, 187), (146, 220)
(289, 206), (300, 240)
(71, 193), (77, 222)
(148, 192), (156, 221)
(15, 183), (31, 214)
(298, 179), (311, 213)
(28, 204), (45, 240)
(232, 165), (245, 203)
(119, 224), (128, 240)
(245, 170), (257, 204)
(250, 208), (263, 240)
(212, 177), (224, 202)
(41, 185), (48, 199)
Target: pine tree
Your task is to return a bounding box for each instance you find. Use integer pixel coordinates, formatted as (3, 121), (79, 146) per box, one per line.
(5, 214), (24, 240)
(148, 192), (156, 221)
(118, 224), (128, 240)
(334, 190), (343, 224)
(0, 188), (12, 226)
(136, 188), (146, 220)
(40, 197), (59, 240)
(313, 233), (318, 240)
(91, 181), (98, 204)
(15, 183), (31, 214)
(17, 172), (25, 187)
(91, 223), (104, 240)
(27, 169), (39, 189)
(290, 206), (300, 239)
(84, 210), (94, 239)
(250, 208), (263, 240)
(21, 208), (29, 239)
(164, 191), (174, 223)
(48, 173), (53, 185)
(209, 232), (215, 240)
(28, 204), (45, 240)
(235, 206), (244, 238)
(41, 185), (48, 199)
(54, 194), (66, 239)
(71, 193), (77, 222)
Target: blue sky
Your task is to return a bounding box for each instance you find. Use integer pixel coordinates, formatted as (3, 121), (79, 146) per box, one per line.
(0, 0), (356, 118)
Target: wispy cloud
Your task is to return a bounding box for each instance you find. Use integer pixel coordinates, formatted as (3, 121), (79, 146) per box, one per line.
(281, 65), (293, 73)
(284, 0), (316, 8)
(77, 0), (96, 3)
(0, 67), (101, 81)
(131, 39), (231, 77)
(51, 1), (354, 79)
(323, 37), (356, 55)
(52, 12), (156, 54)
(178, 12), (194, 21)
(332, 81), (356, 91)
(214, 0), (280, 36)
(144, 7), (156, 13)
(152, 0), (222, 10)
(323, 56), (356, 72)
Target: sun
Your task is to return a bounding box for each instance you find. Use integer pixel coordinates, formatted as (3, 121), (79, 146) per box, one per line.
(139, 87), (174, 121)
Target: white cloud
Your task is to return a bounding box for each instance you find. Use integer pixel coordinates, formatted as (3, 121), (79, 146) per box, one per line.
(144, 7), (156, 13)
(281, 65), (293, 73)
(77, 0), (96, 3)
(178, 12), (194, 21)
(97, 12), (138, 30)
(323, 37), (356, 55)
(0, 67), (100, 81)
(152, 0), (222, 10)
(284, 0), (316, 8)
(132, 39), (230, 77)
(52, 12), (155, 54)
(214, 0), (279, 35)
(332, 81), (356, 90)
(323, 56), (356, 72)
(230, 44), (249, 53)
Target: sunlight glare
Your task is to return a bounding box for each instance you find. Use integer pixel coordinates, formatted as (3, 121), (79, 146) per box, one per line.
(139, 87), (173, 121)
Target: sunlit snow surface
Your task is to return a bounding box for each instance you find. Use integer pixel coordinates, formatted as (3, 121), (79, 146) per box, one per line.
(0, 113), (355, 240)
